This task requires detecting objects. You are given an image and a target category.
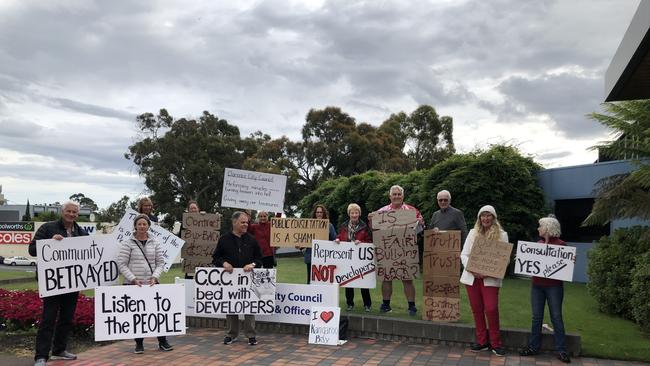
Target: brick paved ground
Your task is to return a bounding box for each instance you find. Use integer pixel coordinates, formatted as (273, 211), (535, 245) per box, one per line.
(13, 328), (649, 366)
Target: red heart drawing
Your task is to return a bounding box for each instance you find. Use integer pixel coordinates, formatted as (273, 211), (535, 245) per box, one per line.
(320, 311), (334, 323)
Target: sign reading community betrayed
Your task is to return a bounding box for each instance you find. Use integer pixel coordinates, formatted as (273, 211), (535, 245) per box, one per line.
(371, 210), (419, 281)
(270, 218), (329, 248)
(181, 213), (221, 274)
(515, 241), (576, 282)
(310, 239), (376, 288)
(422, 230), (461, 322)
(308, 306), (340, 346)
(94, 284), (186, 341)
(177, 278), (339, 325)
(221, 168), (287, 212)
(465, 236), (513, 279)
(36, 234), (120, 297)
(194, 268), (276, 315)
(113, 208), (185, 272)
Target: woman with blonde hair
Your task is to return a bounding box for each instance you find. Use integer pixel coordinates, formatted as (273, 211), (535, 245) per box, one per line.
(460, 205), (508, 356)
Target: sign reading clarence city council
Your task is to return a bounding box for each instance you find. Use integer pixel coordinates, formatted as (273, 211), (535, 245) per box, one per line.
(221, 168), (287, 212)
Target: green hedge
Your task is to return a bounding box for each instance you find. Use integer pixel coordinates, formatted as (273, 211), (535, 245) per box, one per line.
(631, 251), (650, 334)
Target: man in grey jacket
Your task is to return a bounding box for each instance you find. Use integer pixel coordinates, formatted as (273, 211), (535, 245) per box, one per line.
(428, 190), (468, 245)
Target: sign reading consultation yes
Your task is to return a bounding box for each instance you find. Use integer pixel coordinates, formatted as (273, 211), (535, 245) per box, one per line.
(36, 234), (120, 297)
(221, 168), (287, 212)
(94, 284), (186, 341)
(113, 208), (184, 272)
(310, 240), (376, 288)
(515, 241), (576, 282)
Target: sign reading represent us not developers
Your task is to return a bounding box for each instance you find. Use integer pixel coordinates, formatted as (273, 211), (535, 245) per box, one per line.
(221, 168), (287, 212)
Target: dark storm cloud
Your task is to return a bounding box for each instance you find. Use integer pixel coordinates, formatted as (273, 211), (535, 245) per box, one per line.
(48, 98), (136, 120)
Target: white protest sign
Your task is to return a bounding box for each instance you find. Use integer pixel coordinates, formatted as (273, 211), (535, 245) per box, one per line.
(113, 208), (184, 272)
(515, 241), (576, 282)
(36, 234), (120, 297)
(221, 168), (287, 212)
(194, 267), (276, 315)
(310, 240), (376, 288)
(176, 278), (339, 325)
(309, 306), (340, 346)
(94, 284), (186, 341)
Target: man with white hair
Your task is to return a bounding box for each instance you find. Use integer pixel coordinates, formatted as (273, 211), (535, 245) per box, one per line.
(429, 190), (468, 245)
(28, 201), (88, 366)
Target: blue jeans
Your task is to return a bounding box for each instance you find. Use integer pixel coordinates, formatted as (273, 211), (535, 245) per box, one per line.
(529, 284), (566, 352)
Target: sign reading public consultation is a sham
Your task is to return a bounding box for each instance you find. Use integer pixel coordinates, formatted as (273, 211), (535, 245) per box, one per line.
(221, 168), (287, 212)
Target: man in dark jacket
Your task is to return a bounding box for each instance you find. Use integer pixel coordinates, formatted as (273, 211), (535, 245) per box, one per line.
(28, 201), (88, 366)
(212, 211), (262, 346)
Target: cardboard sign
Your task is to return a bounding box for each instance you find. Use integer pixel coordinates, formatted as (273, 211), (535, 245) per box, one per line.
(373, 227), (419, 280)
(309, 306), (340, 346)
(94, 284), (186, 341)
(221, 168), (287, 212)
(36, 234), (120, 297)
(310, 240), (376, 288)
(181, 213), (221, 273)
(465, 236), (513, 279)
(370, 210), (417, 230)
(270, 218), (329, 248)
(176, 278), (339, 325)
(422, 230), (461, 322)
(514, 241), (576, 282)
(422, 296), (460, 322)
(194, 267), (276, 315)
(113, 208), (185, 272)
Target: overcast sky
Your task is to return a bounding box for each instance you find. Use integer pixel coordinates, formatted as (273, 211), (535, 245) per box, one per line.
(0, 0), (642, 209)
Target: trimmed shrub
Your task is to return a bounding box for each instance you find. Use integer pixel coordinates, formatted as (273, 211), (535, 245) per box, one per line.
(631, 251), (650, 334)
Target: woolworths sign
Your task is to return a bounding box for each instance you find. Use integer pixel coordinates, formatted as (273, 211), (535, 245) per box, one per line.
(0, 222), (35, 244)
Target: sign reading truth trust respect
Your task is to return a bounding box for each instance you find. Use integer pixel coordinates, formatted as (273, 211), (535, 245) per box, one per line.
(514, 240), (576, 282)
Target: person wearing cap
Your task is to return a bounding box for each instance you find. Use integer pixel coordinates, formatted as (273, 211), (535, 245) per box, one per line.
(429, 190), (468, 245)
(460, 205), (508, 357)
(519, 216), (571, 363)
(117, 213), (173, 354)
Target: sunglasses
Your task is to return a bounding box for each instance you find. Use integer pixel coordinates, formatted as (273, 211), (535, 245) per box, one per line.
(437, 198), (449, 202)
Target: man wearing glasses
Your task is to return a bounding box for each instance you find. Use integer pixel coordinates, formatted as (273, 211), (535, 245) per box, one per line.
(429, 190), (468, 245)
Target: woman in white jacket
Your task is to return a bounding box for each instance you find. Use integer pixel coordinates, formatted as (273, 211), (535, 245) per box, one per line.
(460, 205), (508, 357)
(117, 214), (173, 354)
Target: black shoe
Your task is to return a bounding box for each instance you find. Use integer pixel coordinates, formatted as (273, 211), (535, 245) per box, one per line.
(223, 336), (233, 345)
(248, 337), (258, 345)
(470, 343), (490, 352)
(519, 346), (539, 356)
(51, 350), (77, 360)
(492, 347), (506, 357)
(159, 341), (173, 351)
(134, 344), (144, 354)
(558, 352), (571, 363)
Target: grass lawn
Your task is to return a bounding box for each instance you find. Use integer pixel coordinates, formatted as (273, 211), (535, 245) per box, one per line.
(0, 268), (35, 281)
(2, 256), (648, 361)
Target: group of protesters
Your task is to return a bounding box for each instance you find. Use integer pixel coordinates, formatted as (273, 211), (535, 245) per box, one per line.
(28, 185), (571, 365)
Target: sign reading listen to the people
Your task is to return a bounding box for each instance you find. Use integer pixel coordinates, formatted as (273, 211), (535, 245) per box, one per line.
(181, 212), (221, 274)
(94, 284), (186, 341)
(270, 218), (329, 248)
(371, 210), (419, 281)
(422, 230), (461, 322)
(36, 234), (119, 297)
(113, 208), (185, 272)
(465, 236), (513, 279)
(514, 240), (576, 282)
(221, 168), (287, 212)
(194, 268), (276, 315)
(310, 239), (376, 288)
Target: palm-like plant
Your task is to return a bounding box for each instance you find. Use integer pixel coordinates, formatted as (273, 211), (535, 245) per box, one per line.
(583, 100), (650, 225)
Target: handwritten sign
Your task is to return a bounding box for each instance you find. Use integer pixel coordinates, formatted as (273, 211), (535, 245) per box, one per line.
(373, 226), (419, 281)
(370, 210), (417, 230)
(465, 236), (513, 279)
(181, 213), (221, 274)
(94, 284), (186, 341)
(270, 218), (329, 248)
(515, 241), (576, 282)
(113, 208), (185, 272)
(422, 230), (461, 322)
(309, 306), (340, 346)
(310, 240), (376, 288)
(36, 234), (119, 297)
(176, 279), (339, 325)
(221, 168), (287, 212)
(194, 268), (276, 315)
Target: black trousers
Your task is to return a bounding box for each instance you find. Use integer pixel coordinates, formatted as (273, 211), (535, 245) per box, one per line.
(35, 291), (79, 360)
(134, 336), (167, 345)
(261, 256), (275, 269)
(345, 288), (372, 307)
